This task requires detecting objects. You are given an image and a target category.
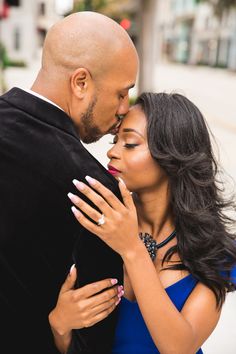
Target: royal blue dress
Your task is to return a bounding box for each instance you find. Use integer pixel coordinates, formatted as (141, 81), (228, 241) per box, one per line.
(112, 274), (203, 354)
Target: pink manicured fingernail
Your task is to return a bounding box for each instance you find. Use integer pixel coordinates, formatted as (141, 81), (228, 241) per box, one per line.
(85, 175), (96, 185)
(71, 206), (81, 216)
(118, 177), (125, 185)
(73, 179), (85, 190)
(118, 290), (124, 298)
(67, 192), (77, 202)
(115, 297), (121, 306)
(111, 278), (118, 285)
(69, 264), (75, 275)
(118, 285), (123, 292)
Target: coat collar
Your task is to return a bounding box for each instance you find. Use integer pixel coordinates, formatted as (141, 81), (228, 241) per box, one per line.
(1, 87), (80, 140)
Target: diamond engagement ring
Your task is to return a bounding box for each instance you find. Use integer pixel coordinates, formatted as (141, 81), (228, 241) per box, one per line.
(97, 214), (105, 226)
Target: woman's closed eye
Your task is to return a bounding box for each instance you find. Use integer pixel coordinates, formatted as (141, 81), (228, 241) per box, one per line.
(124, 143), (139, 148)
(109, 138), (139, 149)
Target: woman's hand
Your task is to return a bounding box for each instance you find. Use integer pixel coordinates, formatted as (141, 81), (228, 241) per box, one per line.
(68, 176), (141, 258)
(49, 265), (123, 336)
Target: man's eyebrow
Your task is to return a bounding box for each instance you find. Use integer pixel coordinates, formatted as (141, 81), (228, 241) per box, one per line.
(122, 128), (144, 138)
(124, 84), (135, 91)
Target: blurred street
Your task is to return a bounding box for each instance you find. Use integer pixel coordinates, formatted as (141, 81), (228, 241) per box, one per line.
(4, 58), (236, 354)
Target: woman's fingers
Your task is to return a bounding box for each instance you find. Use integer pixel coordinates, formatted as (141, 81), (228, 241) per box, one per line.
(59, 264), (77, 295)
(70, 282), (123, 329)
(69, 176), (133, 227)
(90, 292), (121, 316)
(72, 179), (110, 215)
(88, 284), (123, 309)
(82, 287), (124, 328)
(68, 192), (102, 225)
(76, 277), (119, 299)
(69, 176), (139, 256)
(118, 177), (135, 210)
(85, 175), (123, 210)
(71, 205), (102, 235)
(84, 300), (119, 328)
(73, 176), (122, 211)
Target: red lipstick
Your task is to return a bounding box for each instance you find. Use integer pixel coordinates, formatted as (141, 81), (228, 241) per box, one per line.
(107, 165), (121, 176)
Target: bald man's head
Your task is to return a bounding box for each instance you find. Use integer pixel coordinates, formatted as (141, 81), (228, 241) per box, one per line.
(42, 11), (137, 79)
(32, 11), (138, 143)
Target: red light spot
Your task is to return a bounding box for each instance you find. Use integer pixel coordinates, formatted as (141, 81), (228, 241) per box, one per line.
(0, 2), (10, 19)
(120, 18), (131, 31)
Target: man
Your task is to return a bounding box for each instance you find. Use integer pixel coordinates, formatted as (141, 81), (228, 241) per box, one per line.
(0, 11), (138, 353)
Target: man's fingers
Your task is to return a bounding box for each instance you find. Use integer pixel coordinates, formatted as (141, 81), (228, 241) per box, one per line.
(60, 264), (77, 294)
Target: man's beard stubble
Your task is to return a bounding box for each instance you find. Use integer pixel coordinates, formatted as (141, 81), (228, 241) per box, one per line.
(80, 95), (121, 144)
(80, 95), (102, 144)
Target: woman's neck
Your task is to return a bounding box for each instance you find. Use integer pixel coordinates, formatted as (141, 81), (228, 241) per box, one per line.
(133, 189), (175, 243)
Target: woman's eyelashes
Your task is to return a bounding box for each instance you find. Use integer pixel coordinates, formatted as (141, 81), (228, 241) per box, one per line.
(109, 137), (139, 148)
(124, 143), (139, 149)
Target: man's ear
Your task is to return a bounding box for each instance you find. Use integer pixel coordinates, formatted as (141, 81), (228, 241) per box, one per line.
(70, 68), (92, 98)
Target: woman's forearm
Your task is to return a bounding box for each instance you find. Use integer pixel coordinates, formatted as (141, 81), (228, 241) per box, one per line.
(122, 242), (196, 354)
(51, 328), (72, 354)
(49, 311), (72, 353)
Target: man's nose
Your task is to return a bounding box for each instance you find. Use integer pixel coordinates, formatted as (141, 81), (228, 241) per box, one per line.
(117, 95), (129, 115)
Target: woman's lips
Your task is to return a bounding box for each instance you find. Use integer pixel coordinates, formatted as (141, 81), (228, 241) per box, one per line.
(107, 165), (121, 176)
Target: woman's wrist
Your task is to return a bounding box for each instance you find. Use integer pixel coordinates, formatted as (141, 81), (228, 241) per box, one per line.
(49, 310), (72, 354)
(49, 309), (71, 336)
(122, 238), (148, 263)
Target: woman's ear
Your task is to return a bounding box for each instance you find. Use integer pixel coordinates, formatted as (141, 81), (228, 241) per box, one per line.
(70, 68), (92, 98)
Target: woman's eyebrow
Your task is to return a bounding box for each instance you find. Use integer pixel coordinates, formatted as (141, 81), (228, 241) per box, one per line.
(122, 128), (144, 138)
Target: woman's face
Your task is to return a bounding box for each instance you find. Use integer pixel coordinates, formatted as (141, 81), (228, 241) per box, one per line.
(107, 105), (167, 193)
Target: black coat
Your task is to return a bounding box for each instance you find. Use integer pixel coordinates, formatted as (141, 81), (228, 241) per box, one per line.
(0, 88), (123, 354)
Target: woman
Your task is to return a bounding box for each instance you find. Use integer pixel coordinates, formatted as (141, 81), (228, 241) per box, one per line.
(49, 92), (236, 353)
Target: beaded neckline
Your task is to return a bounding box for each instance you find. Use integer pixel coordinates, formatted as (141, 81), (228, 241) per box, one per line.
(139, 230), (176, 261)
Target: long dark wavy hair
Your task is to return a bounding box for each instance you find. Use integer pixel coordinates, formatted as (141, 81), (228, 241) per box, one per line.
(136, 92), (236, 308)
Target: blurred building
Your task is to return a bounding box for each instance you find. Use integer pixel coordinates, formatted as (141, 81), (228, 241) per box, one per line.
(0, 0), (61, 65)
(37, 0), (62, 46)
(157, 0), (236, 71)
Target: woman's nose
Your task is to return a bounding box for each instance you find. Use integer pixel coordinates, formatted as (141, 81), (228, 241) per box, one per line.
(107, 144), (119, 159)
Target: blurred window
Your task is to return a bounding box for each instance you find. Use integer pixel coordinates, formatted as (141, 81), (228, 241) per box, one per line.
(6, 0), (20, 5)
(39, 2), (46, 16)
(14, 27), (20, 51)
